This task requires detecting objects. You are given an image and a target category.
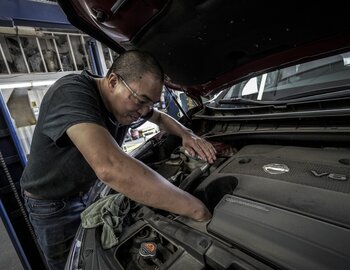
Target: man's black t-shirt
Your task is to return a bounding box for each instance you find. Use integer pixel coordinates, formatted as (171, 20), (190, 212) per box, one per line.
(20, 70), (123, 199)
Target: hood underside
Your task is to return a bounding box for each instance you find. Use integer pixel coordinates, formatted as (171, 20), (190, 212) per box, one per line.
(58, 0), (350, 96)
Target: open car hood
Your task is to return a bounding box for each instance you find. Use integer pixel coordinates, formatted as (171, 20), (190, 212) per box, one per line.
(57, 0), (350, 96)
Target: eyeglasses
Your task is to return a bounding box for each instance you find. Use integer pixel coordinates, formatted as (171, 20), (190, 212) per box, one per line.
(118, 75), (154, 110)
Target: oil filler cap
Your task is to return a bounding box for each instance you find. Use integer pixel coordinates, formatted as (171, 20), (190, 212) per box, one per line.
(139, 242), (157, 258)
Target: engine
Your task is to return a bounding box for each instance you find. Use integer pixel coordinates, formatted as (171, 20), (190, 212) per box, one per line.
(108, 142), (350, 270)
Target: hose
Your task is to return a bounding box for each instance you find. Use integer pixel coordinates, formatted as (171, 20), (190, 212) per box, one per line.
(178, 163), (209, 192)
(0, 150), (48, 269)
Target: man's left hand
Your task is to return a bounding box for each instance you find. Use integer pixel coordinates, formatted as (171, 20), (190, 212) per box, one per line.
(182, 132), (217, 163)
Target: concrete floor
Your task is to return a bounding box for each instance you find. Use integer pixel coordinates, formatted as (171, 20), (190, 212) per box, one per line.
(0, 218), (24, 270)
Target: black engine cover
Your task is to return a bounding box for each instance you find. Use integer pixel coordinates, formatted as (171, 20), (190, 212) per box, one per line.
(200, 145), (350, 270)
(196, 145), (350, 228)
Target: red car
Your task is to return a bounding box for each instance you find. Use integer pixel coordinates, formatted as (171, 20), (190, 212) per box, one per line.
(57, 1), (350, 270)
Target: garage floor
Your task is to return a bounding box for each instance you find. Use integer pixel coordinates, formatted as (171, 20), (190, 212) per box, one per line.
(0, 218), (24, 270)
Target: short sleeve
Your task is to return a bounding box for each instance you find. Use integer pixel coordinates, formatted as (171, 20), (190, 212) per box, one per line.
(41, 79), (105, 145)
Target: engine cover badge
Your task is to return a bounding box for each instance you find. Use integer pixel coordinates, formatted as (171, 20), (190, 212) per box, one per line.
(263, 163), (290, 174)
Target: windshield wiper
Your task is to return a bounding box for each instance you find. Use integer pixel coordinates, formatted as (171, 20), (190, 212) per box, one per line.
(218, 87), (350, 106)
(276, 86), (350, 101)
(218, 98), (279, 106)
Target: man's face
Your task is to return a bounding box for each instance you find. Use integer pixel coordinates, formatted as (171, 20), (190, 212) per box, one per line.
(109, 72), (162, 125)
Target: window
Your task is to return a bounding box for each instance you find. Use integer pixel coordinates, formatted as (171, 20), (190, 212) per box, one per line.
(222, 51), (350, 101)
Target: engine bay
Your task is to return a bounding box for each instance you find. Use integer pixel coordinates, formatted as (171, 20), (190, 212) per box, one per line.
(77, 135), (350, 270)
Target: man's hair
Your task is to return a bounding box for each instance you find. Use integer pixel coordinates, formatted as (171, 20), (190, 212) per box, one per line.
(106, 50), (164, 84)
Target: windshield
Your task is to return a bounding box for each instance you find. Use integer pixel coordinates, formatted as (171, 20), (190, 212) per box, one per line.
(222, 51), (350, 101)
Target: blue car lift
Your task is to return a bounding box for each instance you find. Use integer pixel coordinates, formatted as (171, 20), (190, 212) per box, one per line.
(0, 0), (72, 28)
(0, 91), (46, 269)
(0, 1), (83, 269)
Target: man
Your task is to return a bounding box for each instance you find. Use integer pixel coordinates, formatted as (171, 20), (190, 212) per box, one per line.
(20, 50), (216, 270)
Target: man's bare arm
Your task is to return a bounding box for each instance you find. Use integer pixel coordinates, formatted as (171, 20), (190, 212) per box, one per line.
(67, 122), (211, 221)
(149, 110), (216, 163)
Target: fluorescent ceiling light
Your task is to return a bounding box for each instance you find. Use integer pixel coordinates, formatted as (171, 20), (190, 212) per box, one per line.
(0, 82), (31, 89)
(32, 80), (56, 87)
(0, 80), (55, 89)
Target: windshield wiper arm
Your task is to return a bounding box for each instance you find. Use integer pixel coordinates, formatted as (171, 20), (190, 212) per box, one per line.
(218, 87), (350, 106)
(276, 86), (350, 101)
(218, 98), (278, 106)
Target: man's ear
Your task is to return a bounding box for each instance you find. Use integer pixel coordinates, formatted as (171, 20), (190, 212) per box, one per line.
(107, 73), (118, 89)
